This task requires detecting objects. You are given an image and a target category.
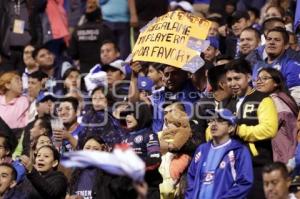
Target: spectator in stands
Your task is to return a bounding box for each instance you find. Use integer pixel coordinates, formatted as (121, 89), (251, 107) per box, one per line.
(61, 68), (81, 95)
(289, 32), (300, 51)
(263, 162), (296, 199)
(264, 4), (285, 21)
(186, 109), (253, 199)
(129, 62), (160, 103)
(203, 36), (220, 63)
(120, 102), (162, 199)
(30, 134), (53, 161)
(0, 71), (29, 130)
(67, 134), (145, 199)
(129, 62), (199, 134)
(253, 27), (300, 103)
(0, 163), (24, 198)
(101, 59), (129, 102)
(223, 59), (278, 198)
(256, 68), (298, 163)
(101, 0), (133, 60)
(0, 0), (43, 72)
(22, 45), (39, 92)
(225, 11), (250, 58)
(146, 62), (164, 93)
(79, 86), (123, 149)
(19, 145), (68, 199)
(22, 91), (56, 156)
(68, 0), (114, 73)
(55, 97), (82, 153)
(100, 40), (120, 65)
(29, 117), (52, 145)
(239, 27), (261, 58)
(27, 71), (48, 122)
(27, 71), (47, 103)
(32, 46), (71, 93)
(206, 17), (221, 37)
(67, 134), (109, 199)
(247, 7), (261, 30)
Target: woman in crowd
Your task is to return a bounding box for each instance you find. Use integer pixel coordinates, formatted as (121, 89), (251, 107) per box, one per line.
(120, 102), (162, 199)
(79, 86), (124, 149)
(0, 71), (29, 131)
(30, 134), (53, 160)
(256, 68), (298, 163)
(67, 134), (146, 199)
(19, 145), (68, 199)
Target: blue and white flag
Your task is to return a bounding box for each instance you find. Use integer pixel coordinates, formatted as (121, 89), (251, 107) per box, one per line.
(61, 146), (145, 182)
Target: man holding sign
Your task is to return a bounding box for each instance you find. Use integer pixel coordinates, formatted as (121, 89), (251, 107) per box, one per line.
(130, 10), (211, 133)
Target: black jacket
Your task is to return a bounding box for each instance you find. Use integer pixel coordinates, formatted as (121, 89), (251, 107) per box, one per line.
(17, 168), (68, 199)
(68, 8), (114, 73)
(0, 0), (44, 57)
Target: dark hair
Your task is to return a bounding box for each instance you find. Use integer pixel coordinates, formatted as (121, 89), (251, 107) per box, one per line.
(148, 62), (165, 72)
(247, 7), (260, 19)
(28, 70), (48, 81)
(208, 65), (227, 91)
(91, 85), (115, 107)
(32, 134), (52, 152)
(215, 54), (233, 63)
(35, 117), (53, 137)
(36, 145), (60, 170)
(80, 134), (107, 150)
(262, 161), (289, 179)
(262, 17), (285, 33)
(100, 40), (120, 52)
(266, 27), (289, 45)
(62, 67), (80, 80)
(0, 131), (17, 157)
(32, 46), (49, 59)
(241, 27), (261, 41)
(257, 68), (287, 92)
(225, 58), (252, 75)
(0, 163), (17, 181)
(206, 16), (222, 26)
(59, 97), (79, 112)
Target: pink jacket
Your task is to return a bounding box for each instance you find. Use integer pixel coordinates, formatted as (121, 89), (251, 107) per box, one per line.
(271, 92), (298, 163)
(0, 95), (29, 129)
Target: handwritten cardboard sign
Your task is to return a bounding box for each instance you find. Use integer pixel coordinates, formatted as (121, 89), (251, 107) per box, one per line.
(132, 11), (211, 73)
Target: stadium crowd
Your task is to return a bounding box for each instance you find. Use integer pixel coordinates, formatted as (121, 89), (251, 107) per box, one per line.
(0, 0), (300, 198)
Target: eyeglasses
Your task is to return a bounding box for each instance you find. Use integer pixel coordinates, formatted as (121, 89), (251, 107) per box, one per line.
(256, 76), (273, 83)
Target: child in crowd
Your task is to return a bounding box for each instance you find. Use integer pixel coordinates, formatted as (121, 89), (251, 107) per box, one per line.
(146, 62), (164, 93)
(120, 102), (162, 199)
(185, 109), (253, 199)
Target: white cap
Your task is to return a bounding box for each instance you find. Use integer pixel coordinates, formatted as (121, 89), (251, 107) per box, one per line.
(170, 1), (193, 12)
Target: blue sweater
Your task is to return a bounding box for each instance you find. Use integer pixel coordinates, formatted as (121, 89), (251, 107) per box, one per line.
(185, 139), (253, 199)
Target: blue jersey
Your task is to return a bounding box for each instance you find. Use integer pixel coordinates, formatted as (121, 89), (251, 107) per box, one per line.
(122, 128), (161, 169)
